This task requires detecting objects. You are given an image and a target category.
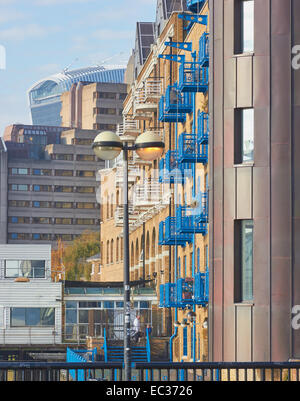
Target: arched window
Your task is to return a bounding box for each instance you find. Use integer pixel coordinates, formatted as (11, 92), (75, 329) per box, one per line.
(111, 239), (114, 263)
(116, 238), (119, 262)
(135, 239), (139, 266)
(111, 194), (114, 217)
(106, 240), (109, 264)
(151, 228), (156, 258)
(130, 242), (134, 268)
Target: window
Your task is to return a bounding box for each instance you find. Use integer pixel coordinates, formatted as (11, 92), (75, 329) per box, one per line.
(55, 218), (72, 225)
(97, 92), (116, 99)
(76, 218), (94, 225)
(234, 220), (254, 302)
(76, 171), (95, 177)
(53, 154), (73, 161)
(10, 168), (28, 175)
(33, 185), (51, 192)
(9, 233), (30, 240)
(10, 184), (28, 191)
(77, 202), (94, 209)
(11, 308), (54, 327)
(76, 187), (95, 194)
(55, 202), (73, 209)
(33, 233), (51, 241)
(234, 108), (254, 164)
(33, 169), (51, 176)
(55, 170), (73, 177)
(5, 260), (46, 278)
(76, 154), (95, 162)
(54, 186), (73, 193)
(54, 234), (73, 241)
(96, 108), (117, 115)
(234, 0), (254, 54)
(9, 200), (30, 208)
(32, 217), (51, 224)
(33, 201), (51, 208)
(9, 217), (30, 224)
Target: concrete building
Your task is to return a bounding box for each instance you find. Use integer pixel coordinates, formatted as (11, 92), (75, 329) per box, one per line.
(60, 82), (128, 131)
(0, 128), (104, 247)
(28, 66), (126, 126)
(3, 124), (70, 146)
(209, 0), (300, 362)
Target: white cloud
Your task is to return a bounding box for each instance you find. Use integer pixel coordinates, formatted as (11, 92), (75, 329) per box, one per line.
(0, 24), (61, 41)
(0, 10), (27, 23)
(92, 29), (134, 41)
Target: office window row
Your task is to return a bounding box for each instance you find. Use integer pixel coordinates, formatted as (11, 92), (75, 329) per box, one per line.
(9, 217), (97, 225)
(9, 184), (95, 193)
(51, 154), (96, 161)
(9, 168), (95, 177)
(8, 233), (83, 241)
(9, 200), (97, 209)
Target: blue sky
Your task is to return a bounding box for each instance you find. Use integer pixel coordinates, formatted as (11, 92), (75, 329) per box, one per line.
(0, 0), (157, 136)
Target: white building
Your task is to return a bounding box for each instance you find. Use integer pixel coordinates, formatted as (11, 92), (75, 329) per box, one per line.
(0, 245), (62, 346)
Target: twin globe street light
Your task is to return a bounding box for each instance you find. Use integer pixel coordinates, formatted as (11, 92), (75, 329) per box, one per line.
(92, 130), (165, 381)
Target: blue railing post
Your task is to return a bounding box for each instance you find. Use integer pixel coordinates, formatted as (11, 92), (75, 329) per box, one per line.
(102, 327), (108, 363)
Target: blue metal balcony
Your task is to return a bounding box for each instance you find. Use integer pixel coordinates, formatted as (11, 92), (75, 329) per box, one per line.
(177, 133), (208, 164)
(197, 111), (209, 144)
(175, 204), (208, 236)
(194, 271), (209, 306)
(165, 84), (193, 114)
(158, 95), (186, 123)
(159, 150), (192, 184)
(160, 276), (207, 309)
(198, 32), (209, 67)
(186, 0), (206, 14)
(159, 217), (193, 246)
(177, 278), (194, 307)
(159, 283), (177, 308)
(178, 62), (208, 93)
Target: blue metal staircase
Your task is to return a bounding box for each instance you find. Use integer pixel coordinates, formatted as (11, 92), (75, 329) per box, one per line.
(102, 328), (151, 363)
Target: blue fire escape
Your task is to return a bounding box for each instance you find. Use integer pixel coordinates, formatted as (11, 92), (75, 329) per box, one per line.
(159, 150), (192, 184)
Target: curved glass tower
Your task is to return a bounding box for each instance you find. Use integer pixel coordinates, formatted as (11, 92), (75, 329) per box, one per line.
(28, 66), (126, 126)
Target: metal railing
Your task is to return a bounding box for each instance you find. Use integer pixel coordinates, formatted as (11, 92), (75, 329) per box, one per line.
(1, 361), (300, 381)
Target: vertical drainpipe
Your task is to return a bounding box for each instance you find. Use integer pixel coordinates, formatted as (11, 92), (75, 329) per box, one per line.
(168, 37), (173, 338)
(192, 91), (196, 361)
(169, 84), (179, 362)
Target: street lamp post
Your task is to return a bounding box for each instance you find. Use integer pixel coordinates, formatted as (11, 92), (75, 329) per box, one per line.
(92, 130), (164, 381)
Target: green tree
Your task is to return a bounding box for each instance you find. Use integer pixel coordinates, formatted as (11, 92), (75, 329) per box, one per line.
(57, 230), (100, 281)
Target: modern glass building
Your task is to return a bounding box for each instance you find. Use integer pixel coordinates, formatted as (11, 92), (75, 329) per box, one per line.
(28, 66), (126, 126)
